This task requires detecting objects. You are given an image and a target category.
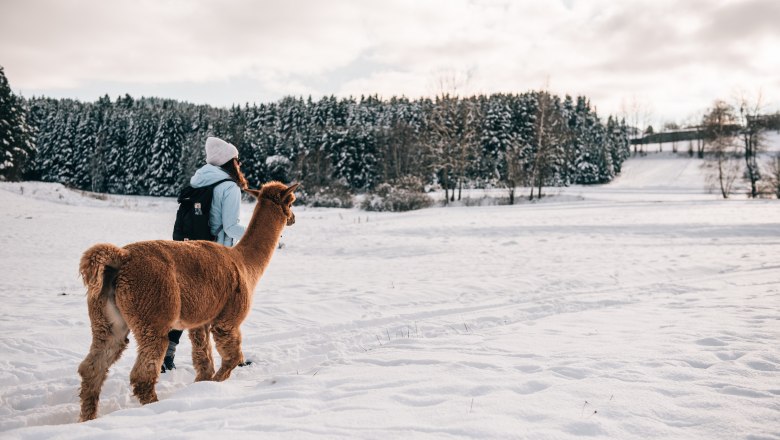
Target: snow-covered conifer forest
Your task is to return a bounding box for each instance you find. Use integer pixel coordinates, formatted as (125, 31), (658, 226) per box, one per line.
(1, 67), (631, 201)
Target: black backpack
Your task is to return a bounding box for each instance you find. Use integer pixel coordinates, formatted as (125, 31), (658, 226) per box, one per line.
(172, 179), (235, 241)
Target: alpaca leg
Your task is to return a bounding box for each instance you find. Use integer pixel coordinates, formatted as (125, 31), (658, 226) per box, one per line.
(129, 330), (168, 405)
(189, 324), (215, 381)
(211, 325), (243, 382)
(78, 301), (129, 422)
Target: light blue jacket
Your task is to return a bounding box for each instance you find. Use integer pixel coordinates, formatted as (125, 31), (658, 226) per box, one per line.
(190, 164), (246, 247)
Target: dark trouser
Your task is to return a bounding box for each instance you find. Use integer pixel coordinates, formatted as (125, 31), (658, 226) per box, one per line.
(167, 329), (183, 358)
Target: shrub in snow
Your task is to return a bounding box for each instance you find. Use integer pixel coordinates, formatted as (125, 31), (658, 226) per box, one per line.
(361, 176), (432, 212)
(296, 181), (354, 208)
(265, 155), (292, 182)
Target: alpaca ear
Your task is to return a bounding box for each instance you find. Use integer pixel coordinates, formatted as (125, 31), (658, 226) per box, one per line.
(244, 188), (261, 199)
(282, 183), (300, 201)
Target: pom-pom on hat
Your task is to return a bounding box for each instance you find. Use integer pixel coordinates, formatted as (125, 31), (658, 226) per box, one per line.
(205, 136), (239, 166)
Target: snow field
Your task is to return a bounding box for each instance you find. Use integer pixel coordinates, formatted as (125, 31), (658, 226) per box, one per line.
(1, 153), (779, 439)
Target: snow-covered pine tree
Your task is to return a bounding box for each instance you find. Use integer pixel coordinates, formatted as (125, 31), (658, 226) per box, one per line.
(234, 104), (258, 186)
(510, 93), (537, 188)
(276, 96), (305, 159)
(225, 104), (247, 170)
(177, 105), (209, 188)
(101, 94), (132, 193)
(574, 103), (611, 184)
(617, 119), (630, 168)
(301, 96), (336, 189)
(547, 95), (569, 188)
(126, 104), (157, 194)
(606, 116), (630, 175)
(318, 98), (351, 188)
(147, 110), (184, 196)
(480, 94), (514, 188)
(327, 100), (379, 191)
(0, 67), (34, 181)
(74, 99), (109, 190)
(245, 102), (278, 184)
(51, 104), (79, 186)
(560, 95), (581, 185)
(29, 99), (57, 181)
(570, 98), (597, 184)
(21, 97), (52, 180)
(591, 117), (614, 183)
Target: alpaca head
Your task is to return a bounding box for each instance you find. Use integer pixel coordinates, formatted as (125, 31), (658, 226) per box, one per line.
(245, 182), (299, 226)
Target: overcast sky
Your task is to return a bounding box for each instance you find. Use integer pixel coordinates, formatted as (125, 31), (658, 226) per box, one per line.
(1, 0), (778, 126)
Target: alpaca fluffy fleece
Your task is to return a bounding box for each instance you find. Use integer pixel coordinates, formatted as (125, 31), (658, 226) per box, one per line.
(77, 181), (298, 422)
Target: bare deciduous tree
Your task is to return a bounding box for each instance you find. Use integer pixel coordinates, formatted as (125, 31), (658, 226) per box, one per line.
(504, 137), (527, 205)
(702, 101), (740, 199)
(620, 96), (653, 155)
(736, 91), (766, 198)
(528, 91), (566, 201)
(428, 94), (479, 204)
(377, 116), (426, 183)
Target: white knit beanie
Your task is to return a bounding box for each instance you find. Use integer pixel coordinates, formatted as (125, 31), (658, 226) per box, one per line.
(205, 136), (239, 166)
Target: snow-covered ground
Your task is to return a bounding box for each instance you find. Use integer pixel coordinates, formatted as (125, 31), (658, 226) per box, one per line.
(1, 153), (778, 439)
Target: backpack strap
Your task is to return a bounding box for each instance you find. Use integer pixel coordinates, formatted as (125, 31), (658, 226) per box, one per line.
(206, 178), (236, 189)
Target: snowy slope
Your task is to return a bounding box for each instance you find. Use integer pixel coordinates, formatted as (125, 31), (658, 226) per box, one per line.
(764, 130), (780, 152)
(571, 153), (712, 202)
(1, 155), (779, 439)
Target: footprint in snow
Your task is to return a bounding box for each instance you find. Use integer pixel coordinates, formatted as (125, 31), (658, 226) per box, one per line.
(715, 351), (745, 361)
(514, 380), (550, 394)
(695, 337), (728, 347)
(745, 360), (777, 371)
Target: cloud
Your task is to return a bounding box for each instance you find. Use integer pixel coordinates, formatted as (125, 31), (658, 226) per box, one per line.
(1, 0), (777, 122)
(699, 0), (780, 42)
(1, 0), (371, 86)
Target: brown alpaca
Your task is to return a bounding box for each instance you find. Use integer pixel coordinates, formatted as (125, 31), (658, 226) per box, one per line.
(76, 181), (298, 422)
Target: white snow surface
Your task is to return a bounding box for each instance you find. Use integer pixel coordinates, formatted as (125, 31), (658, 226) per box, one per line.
(1, 153), (779, 439)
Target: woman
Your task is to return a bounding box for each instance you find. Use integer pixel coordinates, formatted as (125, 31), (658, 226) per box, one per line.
(163, 136), (249, 372)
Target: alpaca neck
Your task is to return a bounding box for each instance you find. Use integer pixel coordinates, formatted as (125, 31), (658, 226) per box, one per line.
(234, 198), (287, 281)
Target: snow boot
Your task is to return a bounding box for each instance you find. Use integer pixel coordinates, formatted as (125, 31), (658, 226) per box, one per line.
(161, 355), (176, 373)
(160, 336), (179, 373)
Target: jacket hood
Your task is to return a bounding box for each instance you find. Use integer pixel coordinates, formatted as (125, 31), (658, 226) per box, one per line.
(190, 164), (232, 187)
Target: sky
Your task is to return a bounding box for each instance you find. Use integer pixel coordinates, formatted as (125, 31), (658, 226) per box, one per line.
(1, 0), (778, 127)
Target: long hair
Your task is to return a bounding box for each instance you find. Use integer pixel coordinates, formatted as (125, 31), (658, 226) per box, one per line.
(220, 158), (249, 190)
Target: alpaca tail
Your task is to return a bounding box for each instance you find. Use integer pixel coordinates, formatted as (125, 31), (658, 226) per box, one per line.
(79, 243), (129, 300)
(78, 243), (131, 422)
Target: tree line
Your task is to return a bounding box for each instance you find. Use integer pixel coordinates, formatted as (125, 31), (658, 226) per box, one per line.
(1, 66), (631, 205)
(700, 98), (780, 199)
